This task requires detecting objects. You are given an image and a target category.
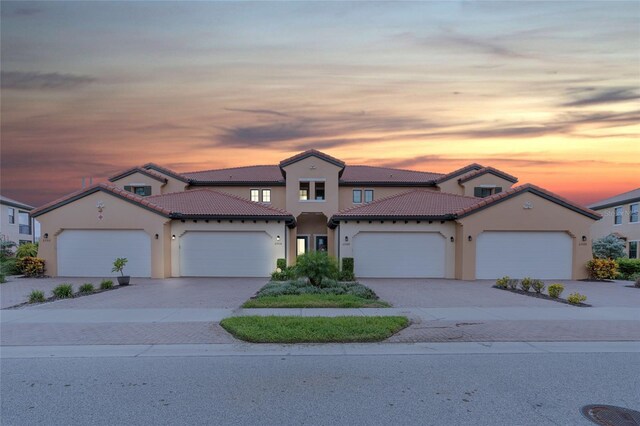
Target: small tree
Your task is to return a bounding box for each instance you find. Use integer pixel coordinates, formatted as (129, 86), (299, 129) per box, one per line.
(295, 251), (338, 286)
(592, 234), (626, 260)
(112, 258), (128, 277)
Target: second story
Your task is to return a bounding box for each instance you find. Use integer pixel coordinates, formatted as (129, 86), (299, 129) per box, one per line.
(589, 188), (640, 250)
(0, 194), (35, 245)
(105, 149), (520, 218)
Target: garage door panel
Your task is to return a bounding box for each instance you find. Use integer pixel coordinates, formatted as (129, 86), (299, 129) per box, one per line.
(180, 231), (274, 277)
(353, 232), (445, 278)
(476, 231), (572, 280)
(57, 230), (151, 277)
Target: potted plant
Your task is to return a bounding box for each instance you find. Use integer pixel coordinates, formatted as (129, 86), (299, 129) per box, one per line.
(112, 257), (130, 285)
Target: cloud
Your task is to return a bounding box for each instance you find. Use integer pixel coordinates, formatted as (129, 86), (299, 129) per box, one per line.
(11, 7), (41, 16)
(224, 108), (291, 118)
(1, 71), (96, 90)
(562, 87), (640, 107)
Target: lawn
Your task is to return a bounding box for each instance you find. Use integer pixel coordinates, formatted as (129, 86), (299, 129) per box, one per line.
(220, 315), (409, 343)
(242, 294), (390, 308)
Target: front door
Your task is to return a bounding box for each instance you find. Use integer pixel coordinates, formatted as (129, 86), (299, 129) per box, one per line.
(296, 236), (308, 256)
(315, 235), (328, 252)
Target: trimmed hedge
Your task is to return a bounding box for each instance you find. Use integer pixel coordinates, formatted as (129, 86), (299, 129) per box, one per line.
(617, 258), (640, 280)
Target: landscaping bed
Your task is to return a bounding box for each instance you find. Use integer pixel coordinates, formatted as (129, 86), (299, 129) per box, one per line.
(6, 280), (123, 309)
(493, 286), (592, 307)
(220, 315), (409, 343)
(244, 278), (390, 308)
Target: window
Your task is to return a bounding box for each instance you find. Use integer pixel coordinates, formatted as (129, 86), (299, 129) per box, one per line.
(261, 189), (271, 203)
(630, 241), (638, 259)
(299, 182), (310, 200)
(8, 207), (15, 224)
(124, 185), (151, 196)
(315, 182), (325, 200)
(631, 204), (638, 223)
(614, 207), (623, 225)
(353, 189), (362, 204)
(18, 211), (30, 235)
(250, 189), (260, 202)
(474, 187), (501, 198)
(134, 187), (147, 196)
(364, 189), (374, 203)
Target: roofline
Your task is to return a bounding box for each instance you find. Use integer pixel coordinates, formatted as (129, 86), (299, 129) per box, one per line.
(108, 168), (168, 184)
(279, 150), (346, 170)
(30, 186), (172, 219)
(589, 196), (640, 210)
(458, 168), (518, 184)
(455, 186), (601, 220)
(435, 163), (483, 183)
(0, 199), (34, 211)
(170, 214), (296, 228)
(338, 181), (438, 187)
(328, 214), (455, 229)
(189, 180), (286, 187)
(143, 163), (190, 183)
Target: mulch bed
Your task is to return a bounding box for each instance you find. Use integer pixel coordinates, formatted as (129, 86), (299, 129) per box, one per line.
(492, 286), (592, 307)
(5, 285), (127, 310)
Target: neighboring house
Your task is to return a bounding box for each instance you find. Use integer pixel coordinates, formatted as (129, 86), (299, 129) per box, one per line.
(589, 188), (640, 259)
(31, 149), (600, 280)
(0, 195), (36, 247)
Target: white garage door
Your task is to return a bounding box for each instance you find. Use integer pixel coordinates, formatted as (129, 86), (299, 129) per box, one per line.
(353, 232), (446, 278)
(476, 231), (572, 279)
(180, 231), (275, 277)
(57, 230), (151, 277)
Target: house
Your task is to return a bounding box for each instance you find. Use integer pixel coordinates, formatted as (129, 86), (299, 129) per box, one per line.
(589, 188), (640, 259)
(0, 195), (36, 247)
(31, 149), (600, 280)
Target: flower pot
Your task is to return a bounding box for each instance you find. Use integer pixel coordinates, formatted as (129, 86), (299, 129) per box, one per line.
(117, 276), (130, 286)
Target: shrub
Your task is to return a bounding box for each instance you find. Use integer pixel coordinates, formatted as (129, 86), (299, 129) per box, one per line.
(531, 279), (546, 294)
(0, 272), (5, 284)
(338, 270), (355, 282)
(586, 259), (618, 280)
(17, 257), (45, 277)
(295, 251), (339, 286)
(520, 277), (532, 292)
(52, 284), (73, 299)
(0, 239), (16, 257)
(28, 290), (45, 303)
(592, 234), (626, 259)
(16, 242), (38, 259)
(0, 258), (19, 275)
(276, 258), (287, 270)
(616, 258), (640, 280)
(342, 257), (354, 274)
(495, 276), (510, 288)
(100, 279), (114, 290)
(507, 278), (519, 290)
(567, 292), (587, 305)
(635, 276), (640, 288)
(255, 278), (378, 300)
(547, 283), (564, 299)
(79, 283), (94, 293)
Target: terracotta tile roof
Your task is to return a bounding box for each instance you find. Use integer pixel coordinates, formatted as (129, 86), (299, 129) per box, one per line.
(331, 190), (480, 220)
(108, 166), (168, 183)
(279, 149), (345, 169)
(436, 163), (483, 183)
(455, 183), (601, 219)
(30, 183), (173, 217)
(142, 163), (190, 183)
(457, 166), (518, 184)
(588, 187), (640, 210)
(340, 165), (443, 185)
(147, 189), (294, 219)
(0, 195), (34, 210)
(182, 165), (285, 184)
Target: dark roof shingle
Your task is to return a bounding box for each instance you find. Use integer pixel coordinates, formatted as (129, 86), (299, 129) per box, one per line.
(183, 165), (284, 184)
(340, 165), (443, 185)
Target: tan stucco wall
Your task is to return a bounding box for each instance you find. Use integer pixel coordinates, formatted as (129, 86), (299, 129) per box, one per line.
(459, 174), (516, 197)
(189, 186), (287, 210)
(170, 219), (288, 276)
(590, 203), (640, 256)
(336, 221), (457, 279)
(455, 191), (596, 280)
(35, 191), (171, 278)
(338, 186), (438, 210)
(110, 172), (165, 196)
(0, 204), (34, 246)
(436, 179), (464, 195)
(162, 175), (189, 194)
(282, 156), (341, 217)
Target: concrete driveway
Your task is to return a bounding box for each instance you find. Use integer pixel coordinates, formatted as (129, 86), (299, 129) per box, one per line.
(1, 277), (266, 310)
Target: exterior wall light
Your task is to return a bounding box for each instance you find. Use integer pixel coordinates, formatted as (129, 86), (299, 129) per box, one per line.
(276, 235), (281, 241)
(172, 235), (176, 240)
(468, 235), (473, 242)
(450, 237), (454, 242)
(345, 236), (349, 242)
(155, 234), (159, 239)
(582, 236), (587, 242)
(43, 233), (49, 239)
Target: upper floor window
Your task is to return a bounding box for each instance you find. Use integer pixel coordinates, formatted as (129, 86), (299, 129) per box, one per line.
(250, 189), (260, 202)
(315, 182), (325, 200)
(299, 182), (310, 201)
(630, 241), (638, 259)
(474, 186), (502, 198)
(18, 211), (30, 235)
(8, 207), (15, 224)
(630, 204), (638, 223)
(353, 189), (362, 204)
(262, 189), (271, 203)
(124, 185), (151, 196)
(614, 207), (623, 225)
(364, 189), (374, 203)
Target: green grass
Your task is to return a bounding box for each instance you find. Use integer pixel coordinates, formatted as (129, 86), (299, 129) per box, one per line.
(242, 294), (390, 308)
(220, 316), (409, 343)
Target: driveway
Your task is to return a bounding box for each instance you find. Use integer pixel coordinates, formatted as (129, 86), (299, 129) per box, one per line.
(1, 277), (266, 310)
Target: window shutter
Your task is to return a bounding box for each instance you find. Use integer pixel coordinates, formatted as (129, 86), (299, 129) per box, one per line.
(495, 187), (502, 194)
(144, 186), (152, 196)
(474, 187), (482, 197)
(124, 185), (132, 192)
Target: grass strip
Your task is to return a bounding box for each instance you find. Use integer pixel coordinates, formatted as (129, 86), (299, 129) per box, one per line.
(220, 315), (409, 343)
(242, 294), (390, 308)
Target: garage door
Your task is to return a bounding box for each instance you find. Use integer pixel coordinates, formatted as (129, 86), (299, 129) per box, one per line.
(180, 231), (275, 277)
(57, 230), (151, 277)
(352, 232), (446, 278)
(476, 231), (572, 279)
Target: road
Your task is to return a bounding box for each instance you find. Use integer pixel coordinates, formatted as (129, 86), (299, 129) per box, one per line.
(2, 350), (639, 426)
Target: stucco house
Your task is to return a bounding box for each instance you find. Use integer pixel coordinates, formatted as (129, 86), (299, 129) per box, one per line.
(589, 188), (640, 259)
(0, 195), (36, 247)
(31, 149), (600, 280)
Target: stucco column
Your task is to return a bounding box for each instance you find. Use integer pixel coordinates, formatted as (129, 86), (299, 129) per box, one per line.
(327, 227), (335, 258)
(288, 226), (297, 266)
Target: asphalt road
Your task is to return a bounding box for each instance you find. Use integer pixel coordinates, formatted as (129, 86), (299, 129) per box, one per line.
(2, 352), (639, 426)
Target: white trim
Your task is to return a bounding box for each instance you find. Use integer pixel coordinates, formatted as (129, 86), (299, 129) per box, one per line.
(298, 178), (326, 182)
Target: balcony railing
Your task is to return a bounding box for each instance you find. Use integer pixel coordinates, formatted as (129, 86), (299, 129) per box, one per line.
(19, 225), (31, 235)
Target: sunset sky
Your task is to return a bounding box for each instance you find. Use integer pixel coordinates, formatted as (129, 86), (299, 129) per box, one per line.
(1, 1), (638, 207)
